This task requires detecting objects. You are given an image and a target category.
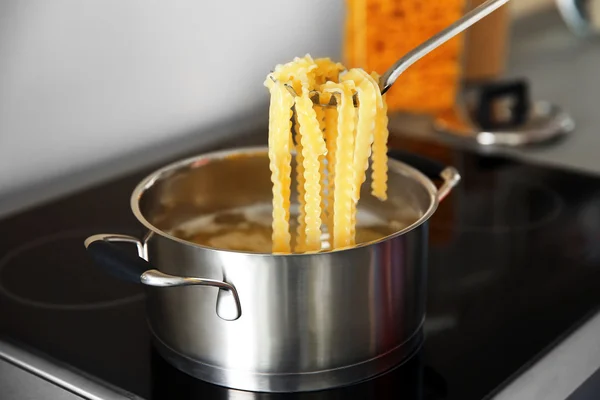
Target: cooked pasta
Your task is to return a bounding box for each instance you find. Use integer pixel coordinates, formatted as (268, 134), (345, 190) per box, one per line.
(370, 72), (389, 201)
(293, 111), (306, 252)
(341, 69), (378, 200)
(324, 80), (357, 249)
(265, 55), (390, 253)
(324, 99), (338, 242)
(296, 94), (326, 252)
(315, 105), (328, 229)
(264, 79), (294, 253)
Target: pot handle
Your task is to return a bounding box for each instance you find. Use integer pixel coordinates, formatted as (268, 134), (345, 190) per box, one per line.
(84, 234), (241, 321)
(388, 149), (461, 202)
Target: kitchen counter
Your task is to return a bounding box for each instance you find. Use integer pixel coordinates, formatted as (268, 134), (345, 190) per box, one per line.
(480, 9), (600, 176)
(388, 9), (600, 177)
(0, 339), (137, 400)
(1, 8), (599, 218)
(491, 308), (600, 400)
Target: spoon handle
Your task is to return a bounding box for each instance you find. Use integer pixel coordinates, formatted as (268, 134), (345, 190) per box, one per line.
(379, 0), (511, 94)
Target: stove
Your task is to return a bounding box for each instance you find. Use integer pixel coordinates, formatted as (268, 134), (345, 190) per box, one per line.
(1, 131), (599, 400)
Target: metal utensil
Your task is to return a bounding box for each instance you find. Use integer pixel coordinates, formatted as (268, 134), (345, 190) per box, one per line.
(275, 0), (512, 107)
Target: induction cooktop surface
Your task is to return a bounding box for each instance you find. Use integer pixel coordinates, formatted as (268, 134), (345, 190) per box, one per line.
(1, 132), (599, 399)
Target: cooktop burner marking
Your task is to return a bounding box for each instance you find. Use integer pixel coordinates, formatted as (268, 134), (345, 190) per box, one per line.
(433, 181), (564, 233)
(0, 230), (144, 310)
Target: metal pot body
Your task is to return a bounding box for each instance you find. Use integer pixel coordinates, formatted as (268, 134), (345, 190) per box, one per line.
(146, 220), (427, 392)
(85, 147), (460, 392)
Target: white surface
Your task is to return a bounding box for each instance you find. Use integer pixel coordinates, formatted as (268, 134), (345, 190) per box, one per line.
(0, 0), (343, 197)
(0, 359), (82, 400)
(0, 339), (138, 399)
(491, 310), (600, 400)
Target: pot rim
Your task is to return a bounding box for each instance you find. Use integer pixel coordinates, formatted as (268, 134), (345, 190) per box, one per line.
(129, 146), (439, 257)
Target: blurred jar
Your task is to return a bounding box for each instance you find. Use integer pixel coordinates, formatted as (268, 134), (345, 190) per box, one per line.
(557, 0), (600, 37)
(343, 0), (510, 114)
(463, 0), (510, 81)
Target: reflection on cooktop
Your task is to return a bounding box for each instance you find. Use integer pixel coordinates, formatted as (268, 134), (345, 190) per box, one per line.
(0, 132), (599, 400)
(433, 180), (563, 233)
(150, 348), (448, 400)
(0, 230), (144, 310)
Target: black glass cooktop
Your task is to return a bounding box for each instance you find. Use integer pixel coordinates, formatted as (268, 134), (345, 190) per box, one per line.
(1, 132), (600, 400)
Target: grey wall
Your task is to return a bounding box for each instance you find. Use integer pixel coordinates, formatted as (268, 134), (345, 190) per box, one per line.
(0, 0), (552, 217)
(0, 0), (343, 202)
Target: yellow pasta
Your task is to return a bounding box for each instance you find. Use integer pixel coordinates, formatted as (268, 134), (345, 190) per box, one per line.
(313, 59), (343, 248)
(270, 55), (318, 252)
(341, 70), (379, 241)
(293, 111), (306, 252)
(265, 55), (390, 253)
(323, 80), (356, 249)
(341, 69), (377, 199)
(315, 58), (345, 85)
(296, 95), (326, 252)
(264, 79), (294, 253)
(370, 74), (389, 201)
(314, 104), (327, 232)
(324, 101), (338, 245)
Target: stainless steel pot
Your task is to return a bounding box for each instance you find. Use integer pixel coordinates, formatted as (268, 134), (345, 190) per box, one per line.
(84, 146), (460, 393)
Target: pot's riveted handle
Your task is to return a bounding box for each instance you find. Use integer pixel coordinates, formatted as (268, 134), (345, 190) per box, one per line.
(388, 149), (461, 202)
(84, 234), (241, 321)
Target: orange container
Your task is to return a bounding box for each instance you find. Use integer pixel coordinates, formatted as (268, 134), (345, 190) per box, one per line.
(343, 0), (511, 114)
(344, 0), (467, 114)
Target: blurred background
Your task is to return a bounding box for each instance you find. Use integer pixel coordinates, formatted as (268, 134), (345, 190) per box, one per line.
(0, 0), (557, 217)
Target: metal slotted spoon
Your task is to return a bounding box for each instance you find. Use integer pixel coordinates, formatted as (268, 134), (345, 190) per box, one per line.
(275, 0), (512, 107)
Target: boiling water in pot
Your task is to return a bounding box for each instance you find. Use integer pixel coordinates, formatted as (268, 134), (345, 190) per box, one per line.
(171, 203), (410, 253)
